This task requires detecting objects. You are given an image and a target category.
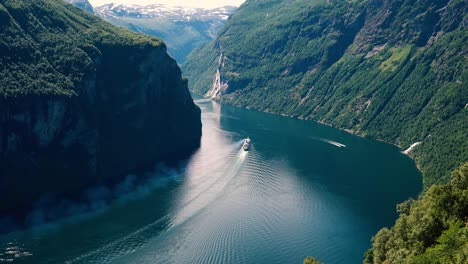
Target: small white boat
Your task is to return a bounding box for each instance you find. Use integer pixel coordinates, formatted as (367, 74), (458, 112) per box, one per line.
(242, 137), (251, 151)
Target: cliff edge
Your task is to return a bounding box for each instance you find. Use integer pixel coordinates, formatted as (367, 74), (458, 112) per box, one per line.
(0, 0), (201, 214)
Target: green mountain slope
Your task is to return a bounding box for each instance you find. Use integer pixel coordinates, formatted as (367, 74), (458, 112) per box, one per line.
(183, 0), (467, 187)
(0, 0), (201, 215)
(101, 14), (218, 64)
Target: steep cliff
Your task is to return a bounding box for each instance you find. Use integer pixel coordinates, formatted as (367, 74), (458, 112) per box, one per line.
(0, 0), (201, 214)
(183, 0), (467, 187)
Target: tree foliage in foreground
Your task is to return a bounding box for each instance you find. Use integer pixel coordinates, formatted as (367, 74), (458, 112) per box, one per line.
(364, 163), (468, 264)
(304, 256), (323, 264)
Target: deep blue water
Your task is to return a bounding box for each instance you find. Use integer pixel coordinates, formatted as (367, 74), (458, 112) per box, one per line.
(0, 98), (421, 264)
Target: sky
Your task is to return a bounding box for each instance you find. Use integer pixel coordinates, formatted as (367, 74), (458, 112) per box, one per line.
(88, 0), (245, 8)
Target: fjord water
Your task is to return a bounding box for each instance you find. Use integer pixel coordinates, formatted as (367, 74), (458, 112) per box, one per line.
(0, 99), (421, 264)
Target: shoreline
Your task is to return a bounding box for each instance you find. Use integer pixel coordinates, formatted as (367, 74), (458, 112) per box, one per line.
(193, 94), (426, 185)
(202, 94), (422, 161)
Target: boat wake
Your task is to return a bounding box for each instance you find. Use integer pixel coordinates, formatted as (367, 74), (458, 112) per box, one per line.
(68, 141), (248, 264)
(310, 137), (346, 148)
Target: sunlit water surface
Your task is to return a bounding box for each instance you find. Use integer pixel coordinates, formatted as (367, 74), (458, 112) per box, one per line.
(0, 98), (421, 264)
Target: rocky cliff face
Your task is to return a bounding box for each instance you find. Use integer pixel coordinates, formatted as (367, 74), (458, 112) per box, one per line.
(0, 0), (201, 215)
(183, 0), (467, 186)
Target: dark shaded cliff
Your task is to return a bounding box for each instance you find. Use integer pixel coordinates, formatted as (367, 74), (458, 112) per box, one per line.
(0, 0), (201, 215)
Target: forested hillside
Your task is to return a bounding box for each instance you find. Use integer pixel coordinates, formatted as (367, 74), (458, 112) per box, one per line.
(183, 0), (467, 187)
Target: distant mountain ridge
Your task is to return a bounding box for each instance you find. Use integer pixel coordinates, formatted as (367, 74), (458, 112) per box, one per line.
(68, 1), (238, 63)
(64, 0), (95, 13)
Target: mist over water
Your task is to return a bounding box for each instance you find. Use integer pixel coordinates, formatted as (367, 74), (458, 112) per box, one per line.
(0, 98), (421, 264)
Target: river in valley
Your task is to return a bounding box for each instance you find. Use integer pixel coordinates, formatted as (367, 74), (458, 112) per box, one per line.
(0, 98), (421, 264)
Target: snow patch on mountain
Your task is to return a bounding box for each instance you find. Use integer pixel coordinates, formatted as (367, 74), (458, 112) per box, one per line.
(95, 3), (237, 22)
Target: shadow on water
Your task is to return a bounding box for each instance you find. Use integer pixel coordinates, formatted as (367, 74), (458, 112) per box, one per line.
(0, 161), (190, 263)
(0, 99), (210, 237)
(0, 98), (251, 264)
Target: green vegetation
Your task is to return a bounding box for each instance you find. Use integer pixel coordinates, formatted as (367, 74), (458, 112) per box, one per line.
(364, 163), (468, 264)
(183, 0), (467, 187)
(0, 0), (201, 216)
(0, 0), (162, 97)
(304, 256), (323, 264)
(379, 46), (412, 72)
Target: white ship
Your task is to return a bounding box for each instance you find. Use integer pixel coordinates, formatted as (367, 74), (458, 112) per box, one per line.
(242, 137), (251, 151)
